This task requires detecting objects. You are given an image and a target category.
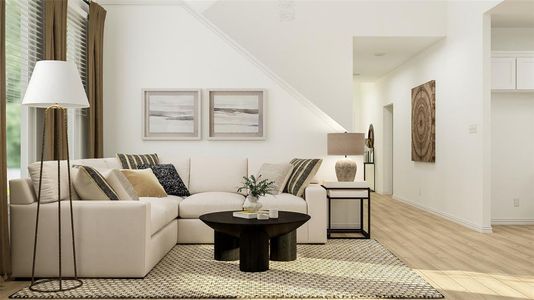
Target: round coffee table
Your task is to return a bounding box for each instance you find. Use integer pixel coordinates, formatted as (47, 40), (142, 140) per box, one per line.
(199, 211), (310, 272)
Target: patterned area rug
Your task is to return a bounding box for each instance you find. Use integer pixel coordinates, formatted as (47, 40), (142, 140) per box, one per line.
(11, 240), (443, 299)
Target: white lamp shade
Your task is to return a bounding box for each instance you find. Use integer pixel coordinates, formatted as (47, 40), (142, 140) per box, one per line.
(22, 60), (89, 108)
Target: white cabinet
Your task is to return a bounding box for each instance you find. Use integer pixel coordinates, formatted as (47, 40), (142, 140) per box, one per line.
(492, 57), (516, 90)
(516, 58), (534, 90)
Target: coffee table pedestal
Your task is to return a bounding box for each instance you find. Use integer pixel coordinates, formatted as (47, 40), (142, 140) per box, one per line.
(200, 211), (310, 272)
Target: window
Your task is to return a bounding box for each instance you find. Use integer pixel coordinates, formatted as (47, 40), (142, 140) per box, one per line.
(5, 0), (88, 181)
(66, 0), (88, 160)
(5, 0), (43, 180)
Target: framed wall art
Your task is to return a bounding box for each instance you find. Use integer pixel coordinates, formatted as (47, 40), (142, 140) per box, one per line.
(207, 89), (266, 140)
(143, 89), (202, 140)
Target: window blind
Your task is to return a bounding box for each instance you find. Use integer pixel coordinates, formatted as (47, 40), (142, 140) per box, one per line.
(5, 0), (43, 105)
(5, 0), (43, 180)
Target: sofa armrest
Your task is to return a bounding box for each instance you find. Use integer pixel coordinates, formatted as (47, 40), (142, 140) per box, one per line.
(11, 200), (151, 278)
(304, 184), (327, 243)
(9, 178), (36, 205)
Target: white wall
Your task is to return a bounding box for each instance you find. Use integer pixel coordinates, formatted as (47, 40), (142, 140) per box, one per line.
(491, 28), (534, 224)
(491, 93), (534, 224)
(201, 0), (448, 130)
(356, 1), (500, 232)
(492, 28), (534, 51)
(101, 3), (364, 227)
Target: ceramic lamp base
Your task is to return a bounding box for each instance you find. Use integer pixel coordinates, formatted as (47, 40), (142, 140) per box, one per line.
(335, 158), (357, 182)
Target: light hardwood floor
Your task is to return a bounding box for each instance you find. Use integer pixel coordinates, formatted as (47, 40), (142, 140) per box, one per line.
(0, 193), (532, 300)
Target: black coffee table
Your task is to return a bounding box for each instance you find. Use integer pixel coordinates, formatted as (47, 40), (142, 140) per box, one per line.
(200, 211), (310, 272)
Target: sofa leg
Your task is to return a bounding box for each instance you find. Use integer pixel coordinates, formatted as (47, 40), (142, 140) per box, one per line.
(214, 231), (239, 261)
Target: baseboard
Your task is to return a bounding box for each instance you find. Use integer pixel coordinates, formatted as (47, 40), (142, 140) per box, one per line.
(491, 218), (534, 225)
(392, 194), (493, 233)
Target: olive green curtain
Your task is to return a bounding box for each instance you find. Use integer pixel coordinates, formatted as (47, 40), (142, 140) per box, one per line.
(0, 0), (11, 278)
(42, 0), (68, 161)
(87, 2), (106, 158)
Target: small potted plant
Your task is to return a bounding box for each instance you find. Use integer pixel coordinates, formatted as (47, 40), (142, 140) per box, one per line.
(237, 175), (275, 212)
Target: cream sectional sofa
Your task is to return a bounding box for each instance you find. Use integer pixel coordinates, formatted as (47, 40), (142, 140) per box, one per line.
(9, 156), (327, 278)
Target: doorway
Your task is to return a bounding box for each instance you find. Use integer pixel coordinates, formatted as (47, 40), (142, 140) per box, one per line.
(383, 104), (394, 195)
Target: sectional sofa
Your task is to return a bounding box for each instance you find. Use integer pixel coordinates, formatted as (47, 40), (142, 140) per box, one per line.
(9, 156), (327, 278)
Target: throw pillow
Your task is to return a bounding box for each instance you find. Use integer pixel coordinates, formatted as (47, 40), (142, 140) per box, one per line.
(256, 163), (294, 195)
(137, 164), (190, 197)
(120, 168), (167, 198)
(285, 158), (323, 197)
(116, 153), (159, 169)
(73, 165), (119, 200)
(102, 169), (139, 200)
(28, 161), (79, 203)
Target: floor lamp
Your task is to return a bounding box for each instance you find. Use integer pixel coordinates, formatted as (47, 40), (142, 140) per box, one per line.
(22, 60), (89, 292)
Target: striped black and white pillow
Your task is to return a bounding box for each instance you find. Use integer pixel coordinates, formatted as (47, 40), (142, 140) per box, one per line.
(116, 153), (159, 169)
(285, 158), (323, 197)
(73, 165), (119, 200)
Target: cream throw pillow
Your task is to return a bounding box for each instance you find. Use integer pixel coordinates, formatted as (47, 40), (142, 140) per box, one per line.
(28, 161), (79, 203)
(257, 163), (294, 195)
(102, 169), (139, 200)
(120, 169), (167, 198)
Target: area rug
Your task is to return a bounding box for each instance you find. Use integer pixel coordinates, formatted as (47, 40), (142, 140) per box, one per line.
(11, 240), (443, 299)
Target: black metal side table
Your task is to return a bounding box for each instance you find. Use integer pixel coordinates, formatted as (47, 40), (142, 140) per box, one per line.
(321, 182), (371, 239)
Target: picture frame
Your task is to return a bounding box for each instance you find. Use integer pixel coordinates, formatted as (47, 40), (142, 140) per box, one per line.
(143, 89), (202, 140)
(207, 89), (266, 140)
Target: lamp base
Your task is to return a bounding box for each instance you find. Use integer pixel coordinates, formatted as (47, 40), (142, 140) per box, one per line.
(335, 158), (357, 182)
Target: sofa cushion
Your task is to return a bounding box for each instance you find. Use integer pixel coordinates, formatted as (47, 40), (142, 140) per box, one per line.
(116, 153), (159, 169)
(138, 164), (190, 197)
(189, 157), (247, 194)
(121, 169), (167, 198)
(140, 196), (181, 235)
(158, 156), (190, 188)
(72, 166), (119, 200)
(259, 193), (307, 214)
(285, 158), (322, 197)
(28, 161), (80, 203)
(71, 158), (122, 171)
(256, 163), (294, 195)
(179, 192), (244, 218)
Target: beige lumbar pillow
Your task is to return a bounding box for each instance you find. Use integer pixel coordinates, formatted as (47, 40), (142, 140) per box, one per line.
(120, 168), (167, 198)
(73, 166), (119, 200)
(28, 161), (79, 203)
(102, 169), (139, 200)
(257, 163), (294, 195)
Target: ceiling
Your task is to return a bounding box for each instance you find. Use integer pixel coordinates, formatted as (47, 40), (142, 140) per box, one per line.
(490, 0), (534, 28)
(353, 36), (443, 82)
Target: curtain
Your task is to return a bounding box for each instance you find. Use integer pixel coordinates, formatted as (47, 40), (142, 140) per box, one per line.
(0, 0), (11, 278)
(42, 0), (68, 161)
(87, 2), (106, 158)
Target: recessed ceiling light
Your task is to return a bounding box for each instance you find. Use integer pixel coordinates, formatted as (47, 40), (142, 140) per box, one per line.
(374, 52), (386, 57)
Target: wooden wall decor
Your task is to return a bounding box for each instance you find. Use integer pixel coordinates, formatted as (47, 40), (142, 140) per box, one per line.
(411, 80), (435, 162)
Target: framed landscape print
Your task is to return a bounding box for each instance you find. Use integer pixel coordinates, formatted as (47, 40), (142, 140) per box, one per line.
(143, 89), (201, 140)
(411, 80), (435, 162)
(207, 89), (266, 140)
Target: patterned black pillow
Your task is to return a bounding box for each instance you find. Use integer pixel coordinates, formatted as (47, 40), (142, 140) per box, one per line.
(137, 164), (190, 197)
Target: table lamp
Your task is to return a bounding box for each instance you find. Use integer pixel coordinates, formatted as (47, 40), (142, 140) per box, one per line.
(22, 60), (88, 292)
(327, 132), (365, 182)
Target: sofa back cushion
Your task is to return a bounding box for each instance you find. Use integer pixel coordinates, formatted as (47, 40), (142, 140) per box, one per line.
(71, 157), (122, 171)
(189, 157), (248, 194)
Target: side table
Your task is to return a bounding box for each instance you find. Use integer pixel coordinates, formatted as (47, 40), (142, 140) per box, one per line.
(321, 181), (371, 239)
